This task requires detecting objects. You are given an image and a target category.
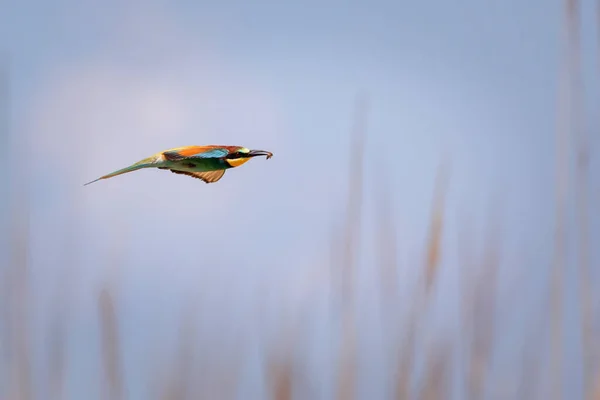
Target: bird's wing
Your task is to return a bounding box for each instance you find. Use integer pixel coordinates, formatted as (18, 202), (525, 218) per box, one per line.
(169, 169), (226, 183)
(163, 146), (230, 161)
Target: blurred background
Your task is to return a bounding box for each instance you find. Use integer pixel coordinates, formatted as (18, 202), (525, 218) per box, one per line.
(1, 0), (598, 399)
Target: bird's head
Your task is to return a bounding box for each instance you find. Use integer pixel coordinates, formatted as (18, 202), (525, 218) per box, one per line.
(224, 147), (273, 168)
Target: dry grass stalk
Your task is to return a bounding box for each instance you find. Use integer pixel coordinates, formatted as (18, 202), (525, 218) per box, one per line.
(0, 268), (7, 399)
(203, 362), (241, 400)
(338, 92), (369, 308)
(593, 372), (600, 400)
(47, 300), (67, 400)
(5, 59), (33, 400)
(331, 92), (368, 400)
(457, 209), (475, 400)
(159, 314), (196, 400)
(593, 5), (600, 397)
(514, 312), (546, 400)
(263, 300), (297, 400)
(416, 341), (450, 400)
(468, 217), (500, 400)
(159, 371), (187, 399)
(375, 164), (398, 306)
(374, 160), (400, 400)
(47, 192), (81, 400)
(596, 0), (600, 152)
(394, 295), (421, 399)
(0, 56), (10, 400)
(267, 354), (294, 400)
(456, 202), (500, 400)
(394, 163), (448, 400)
(98, 285), (124, 400)
(565, 0), (595, 397)
(340, 93), (368, 300)
(550, 0), (574, 396)
(7, 198), (32, 400)
(0, 57), (7, 169)
(336, 309), (357, 400)
(424, 161), (448, 295)
(394, 328), (415, 400)
(597, 0), (600, 53)
(270, 364), (293, 400)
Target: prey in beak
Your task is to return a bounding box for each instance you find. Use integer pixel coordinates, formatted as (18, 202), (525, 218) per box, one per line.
(247, 149), (273, 159)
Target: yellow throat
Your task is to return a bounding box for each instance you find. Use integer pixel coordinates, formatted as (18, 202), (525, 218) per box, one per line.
(226, 157), (251, 168)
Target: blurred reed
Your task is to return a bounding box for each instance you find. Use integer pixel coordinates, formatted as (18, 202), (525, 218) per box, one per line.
(6, 178), (32, 400)
(267, 351), (293, 400)
(334, 92), (369, 400)
(565, 1), (595, 399)
(415, 340), (450, 400)
(157, 307), (196, 400)
(2, 56), (34, 400)
(551, 0), (573, 397)
(0, 54), (9, 399)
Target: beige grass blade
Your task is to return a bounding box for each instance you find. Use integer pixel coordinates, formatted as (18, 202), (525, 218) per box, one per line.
(416, 341), (450, 400)
(5, 57), (33, 400)
(267, 350), (294, 400)
(550, 0), (574, 396)
(336, 309), (357, 400)
(7, 196), (32, 400)
(424, 160), (449, 294)
(468, 214), (500, 400)
(340, 91), (369, 308)
(98, 286), (124, 400)
(565, 0), (595, 397)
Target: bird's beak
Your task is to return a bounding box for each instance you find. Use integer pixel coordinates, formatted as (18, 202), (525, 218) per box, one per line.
(247, 149), (273, 159)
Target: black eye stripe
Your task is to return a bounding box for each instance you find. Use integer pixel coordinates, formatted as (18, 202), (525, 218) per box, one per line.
(227, 151), (246, 159)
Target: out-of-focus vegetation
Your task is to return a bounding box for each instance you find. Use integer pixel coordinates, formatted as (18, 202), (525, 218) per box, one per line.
(1, 1), (598, 399)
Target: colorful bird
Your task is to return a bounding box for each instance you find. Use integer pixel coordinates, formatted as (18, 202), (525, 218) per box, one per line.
(84, 145), (273, 186)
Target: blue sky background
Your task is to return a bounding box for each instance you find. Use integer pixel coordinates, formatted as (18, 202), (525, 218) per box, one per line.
(1, 0), (599, 398)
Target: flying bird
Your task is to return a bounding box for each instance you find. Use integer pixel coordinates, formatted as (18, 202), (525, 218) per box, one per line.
(84, 145), (273, 186)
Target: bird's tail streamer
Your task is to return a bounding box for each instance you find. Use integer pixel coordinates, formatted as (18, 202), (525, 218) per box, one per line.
(84, 157), (156, 186)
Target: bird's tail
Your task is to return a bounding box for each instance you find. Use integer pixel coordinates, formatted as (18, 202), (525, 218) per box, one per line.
(84, 157), (157, 186)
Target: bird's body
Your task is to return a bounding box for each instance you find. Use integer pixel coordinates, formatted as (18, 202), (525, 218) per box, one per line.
(84, 145), (273, 185)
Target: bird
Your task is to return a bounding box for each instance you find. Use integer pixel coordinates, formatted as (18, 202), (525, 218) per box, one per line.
(84, 145), (273, 186)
